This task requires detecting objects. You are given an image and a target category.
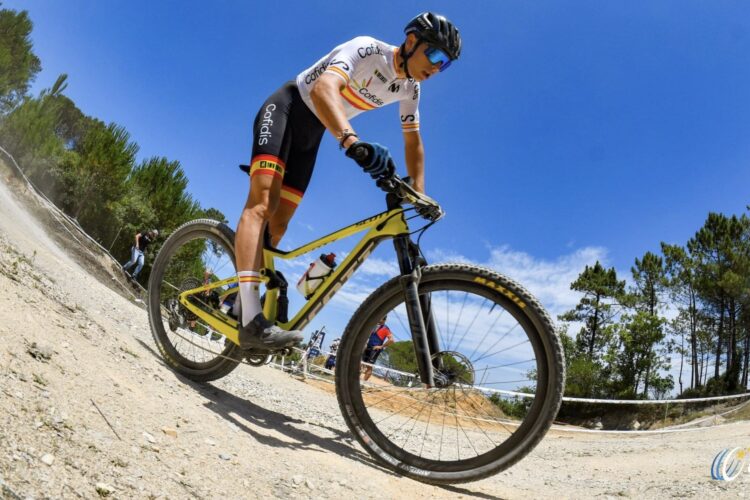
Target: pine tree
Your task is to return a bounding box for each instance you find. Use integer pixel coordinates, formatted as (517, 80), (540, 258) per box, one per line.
(0, 5), (41, 113)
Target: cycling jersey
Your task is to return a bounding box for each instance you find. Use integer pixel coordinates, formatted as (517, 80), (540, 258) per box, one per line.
(296, 36), (421, 133)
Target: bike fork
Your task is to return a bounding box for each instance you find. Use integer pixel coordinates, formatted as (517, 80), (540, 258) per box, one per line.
(394, 236), (442, 387)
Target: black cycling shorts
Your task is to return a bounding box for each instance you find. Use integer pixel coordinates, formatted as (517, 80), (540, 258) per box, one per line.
(362, 346), (383, 365)
(248, 81), (326, 209)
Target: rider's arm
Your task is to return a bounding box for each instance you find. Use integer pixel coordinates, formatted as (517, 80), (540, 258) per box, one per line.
(400, 83), (423, 192)
(309, 73), (359, 150)
(134, 232), (141, 248)
(403, 131), (425, 193)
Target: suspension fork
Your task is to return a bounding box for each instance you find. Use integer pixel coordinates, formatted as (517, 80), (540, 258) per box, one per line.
(393, 236), (442, 386)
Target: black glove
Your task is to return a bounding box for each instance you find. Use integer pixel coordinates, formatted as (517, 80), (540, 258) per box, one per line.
(345, 141), (395, 180)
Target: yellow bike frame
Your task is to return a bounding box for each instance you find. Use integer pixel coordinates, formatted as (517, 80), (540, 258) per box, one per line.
(178, 208), (410, 346)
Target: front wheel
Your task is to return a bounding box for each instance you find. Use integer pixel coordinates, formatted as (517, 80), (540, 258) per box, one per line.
(335, 264), (565, 484)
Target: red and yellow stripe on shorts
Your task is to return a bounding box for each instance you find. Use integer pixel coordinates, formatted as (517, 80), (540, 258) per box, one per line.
(249, 154), (285, 180)
(280, 185), (303, 208)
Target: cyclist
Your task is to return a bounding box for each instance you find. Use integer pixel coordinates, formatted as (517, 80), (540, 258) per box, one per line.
(361, 316), (394, 381)
(235, 12), (462, 350)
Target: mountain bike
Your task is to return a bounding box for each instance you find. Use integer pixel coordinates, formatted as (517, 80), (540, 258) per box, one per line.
(146, 156), (565, 484)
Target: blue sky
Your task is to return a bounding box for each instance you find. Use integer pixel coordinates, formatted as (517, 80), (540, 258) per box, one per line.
(7, 1), (750, 386)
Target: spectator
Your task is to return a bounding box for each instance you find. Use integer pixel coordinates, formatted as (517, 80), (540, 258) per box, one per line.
(361, 316), (394, 381)
(325, 337), (341, 371)
(122, 228), (159, 280)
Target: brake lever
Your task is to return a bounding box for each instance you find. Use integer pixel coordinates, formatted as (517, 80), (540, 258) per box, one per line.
(375, 177), (398, 193)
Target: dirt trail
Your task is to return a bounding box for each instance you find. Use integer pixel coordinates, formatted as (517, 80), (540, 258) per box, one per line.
(0, 166), (748, 499)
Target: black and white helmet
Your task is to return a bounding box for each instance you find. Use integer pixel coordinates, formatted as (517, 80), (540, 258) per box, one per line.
(404, 12), (462, 60)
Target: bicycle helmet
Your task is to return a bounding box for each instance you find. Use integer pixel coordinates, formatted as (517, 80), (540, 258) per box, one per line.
(151, 229), (159, 237)
(400, 12), (462, 78)
(405, 12), (462, 60)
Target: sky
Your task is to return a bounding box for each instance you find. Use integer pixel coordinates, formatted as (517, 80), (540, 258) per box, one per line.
(6, 1), (750, 390)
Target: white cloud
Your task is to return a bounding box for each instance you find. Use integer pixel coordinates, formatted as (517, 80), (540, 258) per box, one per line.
(357, 256), (400, 277)
(427, 245), (612, 320)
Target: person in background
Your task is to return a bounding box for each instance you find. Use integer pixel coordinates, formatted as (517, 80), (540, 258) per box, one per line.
(122, 228), (159, 280)
(325, 337), (342, 371)
(361, 316), (394, 381)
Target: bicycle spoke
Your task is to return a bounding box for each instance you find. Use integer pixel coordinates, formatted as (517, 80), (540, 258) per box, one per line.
(418, 390), (437, 458)
(453, 297), (487, 353)
(455, 382), (511, 441)
(444, 289), (450, 352)
(447, 291), (468, 350)
(467, 304), (507, 361)
(470, 327), (524, 364)
(473, 337), (531, 364)
(481, 358), (536, 371)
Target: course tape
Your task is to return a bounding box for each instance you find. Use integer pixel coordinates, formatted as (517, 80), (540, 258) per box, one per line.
(266, 359), (750, 435)
(0, 145), (145, 304)
(277, 340), (750, 406)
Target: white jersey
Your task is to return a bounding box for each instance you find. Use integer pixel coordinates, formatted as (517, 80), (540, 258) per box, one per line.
(296, 36), (420, 133)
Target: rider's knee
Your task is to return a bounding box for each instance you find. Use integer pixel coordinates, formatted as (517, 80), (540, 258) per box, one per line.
(243, 193), (279, 222)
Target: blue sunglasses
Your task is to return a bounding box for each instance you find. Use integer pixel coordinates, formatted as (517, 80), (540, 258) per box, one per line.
(425, 46), (452, 72)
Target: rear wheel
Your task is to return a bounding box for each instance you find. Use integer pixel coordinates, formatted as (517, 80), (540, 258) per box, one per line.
(335, 264), (565, 484)
(147, 219), (243, 382)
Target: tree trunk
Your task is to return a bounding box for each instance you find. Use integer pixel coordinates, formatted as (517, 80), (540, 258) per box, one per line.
(690, 292), (699, 389)
(727, 299), (736, 374)
(588, 294), (601, 359)
(703, 350), (710, 387)
(714, 299), (724, 380)
(678, 330), (684, 394)
(743, 328), (750, 388)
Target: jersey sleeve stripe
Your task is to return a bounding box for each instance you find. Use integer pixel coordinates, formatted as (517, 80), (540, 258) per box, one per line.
(326, 65), (350, 83)
(340, 85), (377, 110)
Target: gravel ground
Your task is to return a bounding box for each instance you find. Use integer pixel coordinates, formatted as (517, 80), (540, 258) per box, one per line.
(1, 167), (749, 499)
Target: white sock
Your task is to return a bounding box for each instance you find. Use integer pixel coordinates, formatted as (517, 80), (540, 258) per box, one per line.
(238, 271), (262, 326)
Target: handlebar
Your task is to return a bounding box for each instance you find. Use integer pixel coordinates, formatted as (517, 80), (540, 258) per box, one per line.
(381, 174), (444, 222)
(349, 143), (444, 222)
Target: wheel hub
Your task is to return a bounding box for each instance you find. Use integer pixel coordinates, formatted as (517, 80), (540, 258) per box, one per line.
(431, 351), (475, 388)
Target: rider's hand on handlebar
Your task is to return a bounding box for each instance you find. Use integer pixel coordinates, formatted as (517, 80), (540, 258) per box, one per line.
(345, 141), (395, 180)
